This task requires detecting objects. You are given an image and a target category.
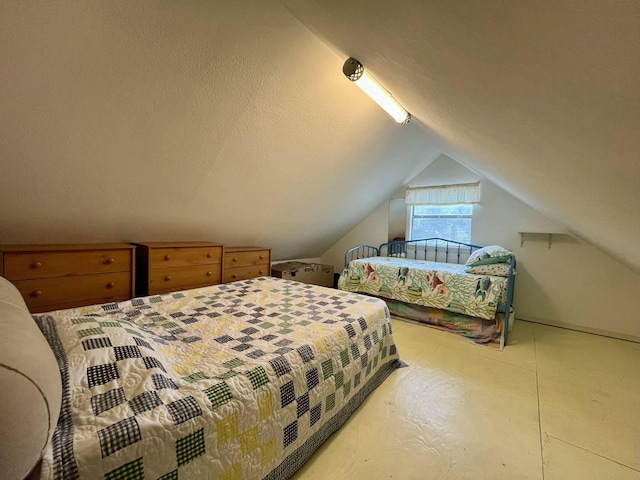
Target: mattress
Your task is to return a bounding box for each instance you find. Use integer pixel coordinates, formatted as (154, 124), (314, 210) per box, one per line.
(34, 277), (399, 479)
(338, 257), (508, 320)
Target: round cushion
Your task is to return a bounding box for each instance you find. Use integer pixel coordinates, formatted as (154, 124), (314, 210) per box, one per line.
(0, 276), (62, 479)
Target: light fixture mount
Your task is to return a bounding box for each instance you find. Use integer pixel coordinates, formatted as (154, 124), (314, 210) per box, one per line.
(342, 57), (411, 125)
(343, 58), (364, 82)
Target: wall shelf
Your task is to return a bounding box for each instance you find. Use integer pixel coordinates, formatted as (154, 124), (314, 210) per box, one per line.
(518, 232), (568, 248)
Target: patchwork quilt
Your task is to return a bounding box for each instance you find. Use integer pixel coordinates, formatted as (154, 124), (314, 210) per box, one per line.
(385, 299), (508, 350)
(34, 277), (399, 480)
(338, 257), (507, 320)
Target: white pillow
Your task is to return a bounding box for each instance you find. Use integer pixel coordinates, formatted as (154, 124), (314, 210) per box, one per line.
(465, 263), (513, 277)
(465, 245), (513, 266)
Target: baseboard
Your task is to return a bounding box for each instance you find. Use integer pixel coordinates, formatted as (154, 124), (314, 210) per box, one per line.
(516, 316), (640, 344)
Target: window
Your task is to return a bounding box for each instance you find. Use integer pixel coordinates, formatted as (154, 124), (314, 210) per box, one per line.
(404, 182), (479, 243)
(407, 204), (473, 243)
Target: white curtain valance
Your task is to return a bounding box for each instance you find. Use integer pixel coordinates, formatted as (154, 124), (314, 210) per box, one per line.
(405, 182), (481, 205)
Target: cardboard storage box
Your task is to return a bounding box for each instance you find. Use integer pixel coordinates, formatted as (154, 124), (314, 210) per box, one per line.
(271, 262), (334, 287)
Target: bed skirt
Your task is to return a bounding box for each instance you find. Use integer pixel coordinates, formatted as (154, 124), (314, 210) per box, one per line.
(386, 299), (512, 351)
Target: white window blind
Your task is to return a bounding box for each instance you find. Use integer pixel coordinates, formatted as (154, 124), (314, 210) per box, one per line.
(408, 204), (473, 243)
(405, 182), (481, 206)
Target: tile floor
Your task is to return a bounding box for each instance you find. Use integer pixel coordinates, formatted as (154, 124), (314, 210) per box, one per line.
(291, 318), (640, 479)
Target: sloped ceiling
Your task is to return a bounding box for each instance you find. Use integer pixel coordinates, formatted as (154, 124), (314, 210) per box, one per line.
(0, 0), (439, 261)
(0, 1), (637, 270)
(281, 0), (640, 270)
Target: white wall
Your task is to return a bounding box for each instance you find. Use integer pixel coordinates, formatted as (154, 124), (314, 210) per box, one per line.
(388, 199), (407, 240)
(474, 179), (640, 341)
(321, 202), (389, 274)
(325, 155), (640, 341)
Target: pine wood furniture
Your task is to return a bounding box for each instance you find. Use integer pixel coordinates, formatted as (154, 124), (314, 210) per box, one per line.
(134, 242), (223, 295)
(223, 246), (271, 283)
(0, 244), (135, 313)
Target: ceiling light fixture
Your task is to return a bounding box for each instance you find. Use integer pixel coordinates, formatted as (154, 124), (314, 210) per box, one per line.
(342, 57), (411, 125)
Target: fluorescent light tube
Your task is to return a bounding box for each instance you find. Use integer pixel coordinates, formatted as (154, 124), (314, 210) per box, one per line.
(343, 58), (411, 125)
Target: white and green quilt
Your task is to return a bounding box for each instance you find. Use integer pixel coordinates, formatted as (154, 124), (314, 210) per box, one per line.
(34, 277), (399, 479)
(338, 257), (507, 320)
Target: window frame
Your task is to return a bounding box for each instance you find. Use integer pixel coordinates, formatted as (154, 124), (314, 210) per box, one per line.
(406, 203), (474, 244)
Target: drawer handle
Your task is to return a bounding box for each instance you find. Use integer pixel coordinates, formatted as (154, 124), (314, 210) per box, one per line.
(232, 257), (238, 262)
(259, 270), (264, 274)
(104, 257), (115, 265)
(164, 276), (171, 282)
(31, 261), (42, 269)
(106, 282), (115, 289)
(231, 274), (237, 279)
(31, 290), (42, 298)
(206, 271), (213, 276)
(164, 254), (171, 261)
(207, 252), (213, 258)
(259, 255), (265, 260)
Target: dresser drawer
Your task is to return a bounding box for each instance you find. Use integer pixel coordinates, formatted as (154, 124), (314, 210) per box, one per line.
(222, 247), (270, 284)
(148, 265), (221, 294)
(13, 272), (132, 312)
(148, 246), (222, 269)
(224, 250), (269, 269)
(4, 249), (132, 281)
(134, 242), (223, 296)
(224, 265), (269, 283)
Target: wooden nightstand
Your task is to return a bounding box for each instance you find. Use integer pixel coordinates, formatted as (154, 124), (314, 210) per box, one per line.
(224, 246), (271, 283)
(0, 243), (136, 313)
(134, 242), (223, 296)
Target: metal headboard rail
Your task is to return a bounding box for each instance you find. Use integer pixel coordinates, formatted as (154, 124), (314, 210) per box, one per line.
(344, 244), (379, 268)
(379, 237), (483, 265)
(503, 255), (517, 346)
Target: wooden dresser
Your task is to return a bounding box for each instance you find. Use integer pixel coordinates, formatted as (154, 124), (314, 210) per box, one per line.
(0, 244), (136, 313)
(134, 242), (223, 296)
(224, 246), (271, 283)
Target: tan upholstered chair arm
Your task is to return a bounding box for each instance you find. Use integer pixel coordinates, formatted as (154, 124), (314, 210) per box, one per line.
(0, 276), (62, 479)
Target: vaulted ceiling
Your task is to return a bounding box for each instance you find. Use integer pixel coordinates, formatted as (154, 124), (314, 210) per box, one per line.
(0, 1), (637, 270)
(0, 0), (438, 261)
(282, 0), (640, 270)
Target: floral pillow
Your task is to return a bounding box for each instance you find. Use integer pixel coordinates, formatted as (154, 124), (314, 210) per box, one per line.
(465, 245), (513, 266)
(465, 263), (513, 277)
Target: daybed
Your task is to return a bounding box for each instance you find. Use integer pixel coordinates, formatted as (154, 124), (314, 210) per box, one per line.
(338, 238), (516, 348)
(0, 274), (399, 480)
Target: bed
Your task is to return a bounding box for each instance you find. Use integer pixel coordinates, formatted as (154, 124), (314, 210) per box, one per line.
(338, 238), (516, 348)
(0, 274), (400, 480)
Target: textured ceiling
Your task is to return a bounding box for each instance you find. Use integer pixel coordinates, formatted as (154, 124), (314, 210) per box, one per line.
(281, 0), (640, 270)
(0, 0), (439, 261)
(0, 0), (637, 270)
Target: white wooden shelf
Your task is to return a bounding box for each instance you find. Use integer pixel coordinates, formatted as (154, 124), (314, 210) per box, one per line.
(518, 232), (568, 248)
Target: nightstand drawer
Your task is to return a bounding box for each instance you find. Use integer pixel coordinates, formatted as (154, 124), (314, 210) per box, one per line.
(224, 265), (269, 283)
(148, 265), (221, 294)
(148, 246), (222, 269)
(12, 272), (132, 312)
(4, 249), (132, 281)
(224, 250), (269, 269)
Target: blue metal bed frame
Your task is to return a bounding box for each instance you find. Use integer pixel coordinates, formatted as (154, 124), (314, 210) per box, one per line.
(343, 237), (516, 346)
